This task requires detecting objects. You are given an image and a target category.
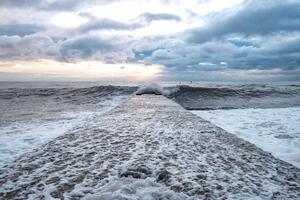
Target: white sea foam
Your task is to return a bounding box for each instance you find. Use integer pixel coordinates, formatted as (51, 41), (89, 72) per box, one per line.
(84, 178), (189, 200)
(0, 111), (93, 168)
(192, 107), (300, 168)
(136, 83), (179, 95)
(1, 95), (300, 199)
(136, 83), (164, 95)
(0, 95), (130, 168)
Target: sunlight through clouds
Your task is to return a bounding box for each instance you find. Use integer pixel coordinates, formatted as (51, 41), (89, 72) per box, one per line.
(0, 0), (300, 81)
(0, 60), (164, 80)
(51, 12), (88, 28)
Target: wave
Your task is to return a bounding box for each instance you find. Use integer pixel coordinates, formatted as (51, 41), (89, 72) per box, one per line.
(136, 83), (179, 95)
(0, 85), (137, 127)
(165, 84), (300, 110)
(1, 83), (300, 111)
(0, 85), (137, 103)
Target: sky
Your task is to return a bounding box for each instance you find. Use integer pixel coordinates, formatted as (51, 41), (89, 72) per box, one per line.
(0, 0), (300, 82)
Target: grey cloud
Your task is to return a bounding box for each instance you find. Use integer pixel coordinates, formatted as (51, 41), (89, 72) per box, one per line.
(228, 35), (300, 70)
(0, 0), (116, 11)
(187, 1), (300, 43)
(59, 36), (114, 60)
(0, 24), (44, 36)
(0, 34), (57, 60)
(77, 13), (181, 33)
(132, 33), (300, 73)
(0, 0), (41, 7)
(1, 0), (300, 81)
(133, 38), (235, 69)
(41, 0), (117, 11)
(59, 35), (133, 63)
(138, 13), (181, 23)
(77, 19), (140, 33)
(121, 0), (300, 76)
(0, 32), (132, 63)
(43, 0), (85, 11)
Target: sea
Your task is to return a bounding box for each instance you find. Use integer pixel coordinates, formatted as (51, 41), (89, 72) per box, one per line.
(0, 81), (299, 169)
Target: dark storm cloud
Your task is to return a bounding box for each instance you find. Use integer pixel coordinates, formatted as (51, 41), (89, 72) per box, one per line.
(0, 24), (44, 36)
(77, 13), (181, 33)
(187, 0), (300, 43)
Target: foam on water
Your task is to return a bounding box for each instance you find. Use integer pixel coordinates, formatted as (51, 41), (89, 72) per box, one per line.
(83, 178), (190, 200)
(1, 95), (300, 199)
(136, 83), (179, 96)
(0, 111), (93, 168)
(192, 107), (300, 168)
(0, 95), (130, 168)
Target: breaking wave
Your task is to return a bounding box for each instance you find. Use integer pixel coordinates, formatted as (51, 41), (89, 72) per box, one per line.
(136, 83), (164, 95)
(165, 84), (300, 110)
(0, 85), (137, 102)
(1, 83), (300, 112)
(0, 85), (138, 128)
(0, 85), (138, 166)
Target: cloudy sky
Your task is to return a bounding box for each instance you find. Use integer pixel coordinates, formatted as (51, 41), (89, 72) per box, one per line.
(0, 0), (300, 82)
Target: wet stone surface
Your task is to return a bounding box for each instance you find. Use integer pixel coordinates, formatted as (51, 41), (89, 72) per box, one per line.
(0, 95), (300, 199)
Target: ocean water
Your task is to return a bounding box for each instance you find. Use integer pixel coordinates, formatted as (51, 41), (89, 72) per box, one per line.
(192, 107), (300, 168)
(0, 82), (300, 169)
(0, 83), (136, 167)
(0, 96), (131, 168)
